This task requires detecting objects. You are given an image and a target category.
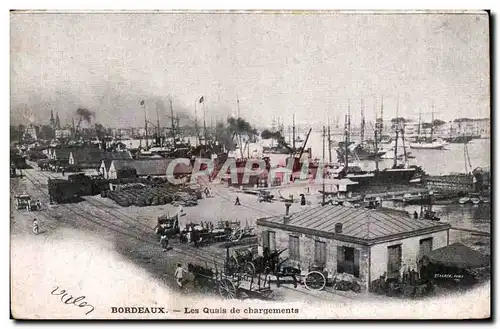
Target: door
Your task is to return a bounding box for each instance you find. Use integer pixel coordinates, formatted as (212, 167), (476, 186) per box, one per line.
(268, 231), (276, 252)
(262, 231), (276, 252)
(419, 238), (433, 258)
(336, 246), (360, 277)
(387, 244), (402, 279)
(289, 235), (300, 261)
(344, 247), (355, 275)
(314, 241), (327, 268)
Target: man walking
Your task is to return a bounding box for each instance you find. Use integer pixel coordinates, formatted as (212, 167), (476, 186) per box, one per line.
(32, 218), (39, 235)
(160, 233), (169, 252)
(174, 263), (186, 289)
(235, 196), (241, 206)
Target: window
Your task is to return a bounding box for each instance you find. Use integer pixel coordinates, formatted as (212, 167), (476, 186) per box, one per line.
(337, 246), (360, 277)
(314, 241), (327, 268)
(289, 235), (300, 261)
(419, 238), (433, 258)
(387, 244), (402, 279)
(262, 231), (276, 252)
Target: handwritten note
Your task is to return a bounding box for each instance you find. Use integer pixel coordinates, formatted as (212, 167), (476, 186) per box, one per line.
(51, 286), (95, 315)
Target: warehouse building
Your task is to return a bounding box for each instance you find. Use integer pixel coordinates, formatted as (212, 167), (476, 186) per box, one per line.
(47, 147), (74, 162)
(256, 205), (451, 292)
(106, 158), (192, 180)
(68, 149), (132, 170)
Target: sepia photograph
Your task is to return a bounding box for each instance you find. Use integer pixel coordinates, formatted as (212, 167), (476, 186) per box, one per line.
(9, 9), (491, 320)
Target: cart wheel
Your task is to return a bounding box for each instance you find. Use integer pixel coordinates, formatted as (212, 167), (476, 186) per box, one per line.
(236, 229), (244, 241)
(304, 271), (326, 291)
(244, 262), (256, 276)
(218, 278), (237, 299)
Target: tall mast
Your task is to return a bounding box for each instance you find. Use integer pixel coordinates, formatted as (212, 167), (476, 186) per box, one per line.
(203, 97), (207, 145)
(374, 97), (379, 173)
(156, 102), (161, 147)
(194, 99), (199, 146)
(393, 95), (400, 168)
(430, 101), (435, 140)
(418, 107), (422, 137)
(170, 99), (176, 142)
(143, 101), (149, 149)
(401, 127), (408, 167)
(393, 129), (399, 169)
(344, 102), (350, 172)
(236, 96), (243, 155)
(360, 98), (365, 143)
(328, 118), (332, 163)
(379, 95), (384, 135)
(348, 99), (351, 136)
(322, 126), (326, 205)
(292, 114), (296, 152)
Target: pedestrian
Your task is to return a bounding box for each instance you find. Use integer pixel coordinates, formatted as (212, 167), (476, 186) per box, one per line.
(235, 196), (241, 205)
(413, 211), (419, 219)
(32, 218), (39, 235)
(61, 169), (65, 177)
(36, 200), (42, 210)
(174, 263), (186, 289)
(160, 233), (169, 251)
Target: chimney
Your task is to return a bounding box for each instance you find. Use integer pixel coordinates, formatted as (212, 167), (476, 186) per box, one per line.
(335, 223), (343, 234)
(284, 202), (292, 222)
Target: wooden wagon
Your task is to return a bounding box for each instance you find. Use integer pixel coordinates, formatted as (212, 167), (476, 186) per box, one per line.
(187, 257), (273, 300)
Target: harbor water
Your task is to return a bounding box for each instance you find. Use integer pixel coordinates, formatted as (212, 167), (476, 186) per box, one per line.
(119, 135), (490, 256)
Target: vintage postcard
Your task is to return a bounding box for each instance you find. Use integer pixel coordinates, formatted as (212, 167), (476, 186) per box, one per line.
(10, 10), (491, 319)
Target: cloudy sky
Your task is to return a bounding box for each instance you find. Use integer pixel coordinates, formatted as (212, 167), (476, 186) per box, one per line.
(10, 11), (490, 128)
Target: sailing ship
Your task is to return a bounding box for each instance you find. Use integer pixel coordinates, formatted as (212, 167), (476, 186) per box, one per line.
(336, 100), (386, 161)
(335, 98), (425, 190)
(443, 135), (474, 144)
(442, 121), (476, 144)
(409, 105), (448, 150)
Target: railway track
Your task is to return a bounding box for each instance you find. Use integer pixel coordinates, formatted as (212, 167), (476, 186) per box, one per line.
(15, 168), (350, 301)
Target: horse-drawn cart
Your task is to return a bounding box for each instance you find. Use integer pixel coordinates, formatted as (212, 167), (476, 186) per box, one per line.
(155, 214), (180, 238)
(187, 251), (273, 300)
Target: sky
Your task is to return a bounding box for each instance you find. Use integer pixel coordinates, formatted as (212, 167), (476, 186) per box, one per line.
(10, 11), (490, 128)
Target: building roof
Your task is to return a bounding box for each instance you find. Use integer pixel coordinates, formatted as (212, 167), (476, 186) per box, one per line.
(257, 205), (451, 246)
(53, 147), (74, 160)
(424, 242), (489, 269)
(110, 159), (192, 176)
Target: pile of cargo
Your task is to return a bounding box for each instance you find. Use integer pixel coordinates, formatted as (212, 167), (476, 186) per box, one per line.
(104, 186), (200, 207)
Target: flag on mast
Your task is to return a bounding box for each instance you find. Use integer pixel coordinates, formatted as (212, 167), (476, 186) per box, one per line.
(199, 96), (204, 104)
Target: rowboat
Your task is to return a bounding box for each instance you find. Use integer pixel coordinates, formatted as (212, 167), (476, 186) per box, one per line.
(459, 197), (470, 204)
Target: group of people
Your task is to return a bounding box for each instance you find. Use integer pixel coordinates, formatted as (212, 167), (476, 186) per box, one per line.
(26, 200), (42, 212)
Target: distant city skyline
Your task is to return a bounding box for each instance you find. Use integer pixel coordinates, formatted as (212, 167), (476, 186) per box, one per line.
(10, 11), (490, 128)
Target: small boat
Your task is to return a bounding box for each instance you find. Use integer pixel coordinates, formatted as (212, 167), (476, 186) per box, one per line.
(459, 197), (470, 204)
(471, 197), (481, 205)
(409, 138), (448, 150)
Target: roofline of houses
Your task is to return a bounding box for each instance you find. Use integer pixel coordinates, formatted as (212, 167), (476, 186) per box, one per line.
(256, 217), (451, 246)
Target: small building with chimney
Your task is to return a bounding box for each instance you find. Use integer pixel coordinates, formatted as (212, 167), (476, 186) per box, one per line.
(255, 205), (451, 292)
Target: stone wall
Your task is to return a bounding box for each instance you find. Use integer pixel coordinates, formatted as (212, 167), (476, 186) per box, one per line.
(255, 224), (370, 290)
(369, 229), (449, 282)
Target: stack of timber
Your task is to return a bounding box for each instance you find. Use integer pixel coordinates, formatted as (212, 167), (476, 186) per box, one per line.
(105, 185), (199, 207)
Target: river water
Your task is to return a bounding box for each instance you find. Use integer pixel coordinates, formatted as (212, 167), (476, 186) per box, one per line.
(118, 135), (491, 255)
